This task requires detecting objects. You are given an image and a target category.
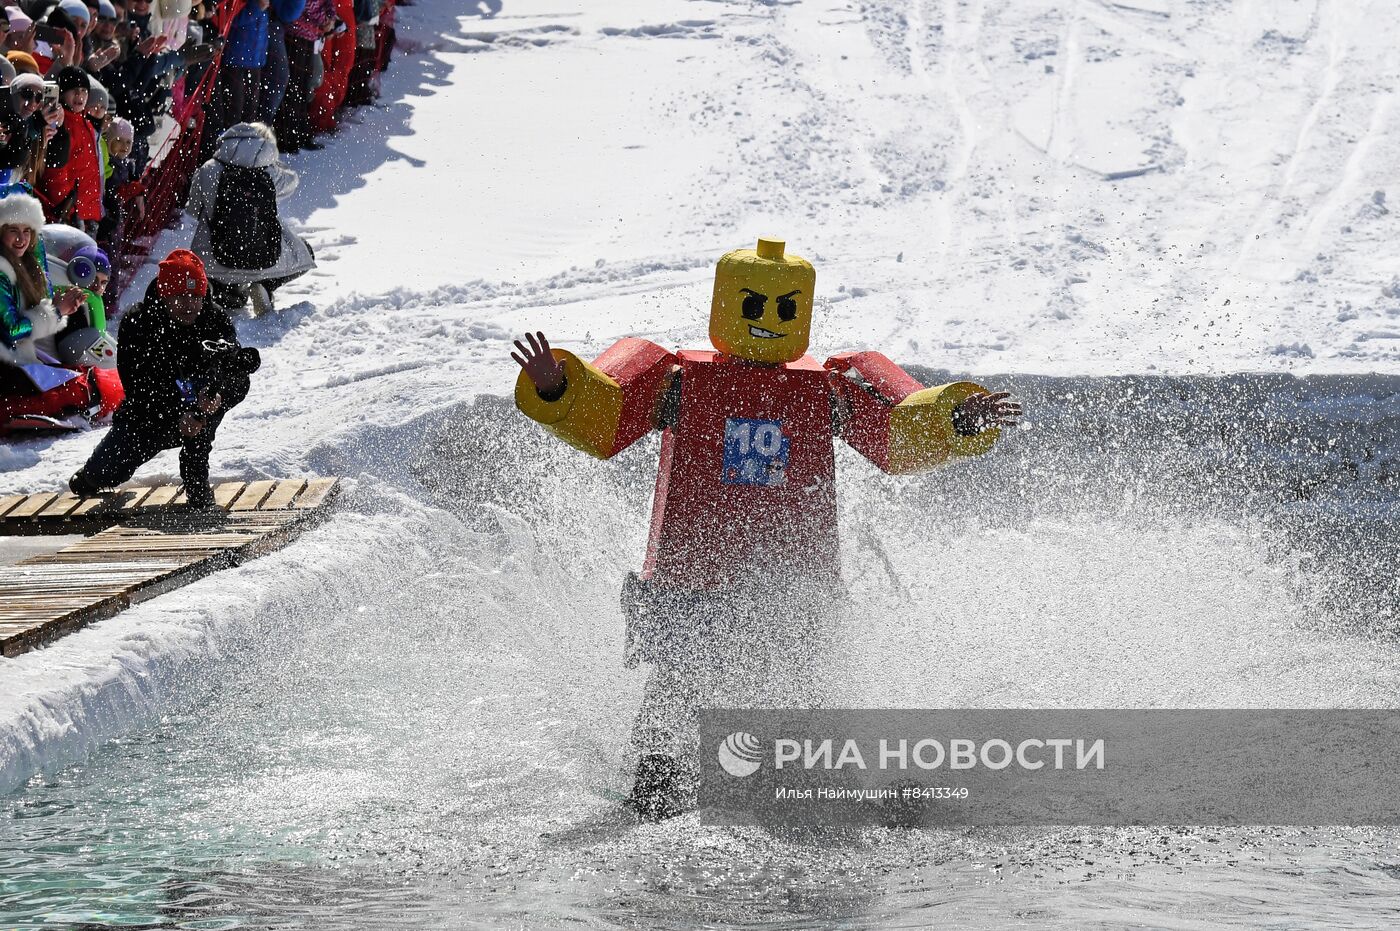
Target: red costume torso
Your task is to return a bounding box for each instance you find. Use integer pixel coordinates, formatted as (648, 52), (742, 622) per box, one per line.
(643, 351), (840, 591)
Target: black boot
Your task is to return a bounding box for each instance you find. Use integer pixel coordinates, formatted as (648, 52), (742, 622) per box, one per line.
(625, 754), (691, 822)
(69, 469), (102, 498)
(179, 445), (217, 509)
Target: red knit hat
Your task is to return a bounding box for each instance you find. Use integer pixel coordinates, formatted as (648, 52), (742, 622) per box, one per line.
(156, 249), (207, 298)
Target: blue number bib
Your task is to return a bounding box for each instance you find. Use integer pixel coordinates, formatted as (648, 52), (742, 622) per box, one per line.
(722, 418), (789, 487)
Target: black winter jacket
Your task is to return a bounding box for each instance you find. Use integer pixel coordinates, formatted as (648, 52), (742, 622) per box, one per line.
(113, 282), (260, 430)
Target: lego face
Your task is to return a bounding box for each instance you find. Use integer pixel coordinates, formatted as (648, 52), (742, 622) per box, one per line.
(709, 238), (816, 364)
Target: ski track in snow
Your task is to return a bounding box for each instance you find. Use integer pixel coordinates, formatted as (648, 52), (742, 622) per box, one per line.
(3, 0), (1400, 788)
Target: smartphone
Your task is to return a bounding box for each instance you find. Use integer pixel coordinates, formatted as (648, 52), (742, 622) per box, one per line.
(41, 82), (60, 106)
(34, 24), (67, 44)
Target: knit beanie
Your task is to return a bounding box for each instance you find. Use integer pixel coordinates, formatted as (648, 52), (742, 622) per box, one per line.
(106, 116), (133, 142)
(6, 52), (39, 76)
(56, 0), (90, 26)
(156, 249), (208, 298)
(8, 73), (41, 102)
(87, 81), (108, 110)
(0, 56), (14, 87)
(56, 66), (88, 95)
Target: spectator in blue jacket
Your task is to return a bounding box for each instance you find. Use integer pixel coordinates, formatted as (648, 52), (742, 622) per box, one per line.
(257, 0), (305, 126)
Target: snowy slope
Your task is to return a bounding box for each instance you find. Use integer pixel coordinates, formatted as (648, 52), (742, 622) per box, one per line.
(2, 0), (1400, 788)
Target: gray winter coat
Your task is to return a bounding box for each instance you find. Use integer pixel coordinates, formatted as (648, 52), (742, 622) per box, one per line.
(184, 124), (316, 286)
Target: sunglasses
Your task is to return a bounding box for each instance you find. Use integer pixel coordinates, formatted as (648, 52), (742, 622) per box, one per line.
(16, 90), (43, 104)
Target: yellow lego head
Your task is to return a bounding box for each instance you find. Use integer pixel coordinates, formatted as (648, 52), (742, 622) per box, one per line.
(709, 238), (816, 364)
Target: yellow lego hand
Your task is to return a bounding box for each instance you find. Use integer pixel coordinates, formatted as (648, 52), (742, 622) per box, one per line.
(511, 331), (566, 400)
(951, 391), (1023, 436)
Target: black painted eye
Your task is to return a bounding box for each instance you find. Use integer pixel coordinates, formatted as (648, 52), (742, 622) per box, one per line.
(776, 296), (798, 322)
(741, 291), (766, 320)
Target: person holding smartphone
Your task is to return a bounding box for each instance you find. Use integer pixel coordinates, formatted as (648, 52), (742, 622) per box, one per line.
(0, 74), (51, 182)
(39, 67), (100, 230)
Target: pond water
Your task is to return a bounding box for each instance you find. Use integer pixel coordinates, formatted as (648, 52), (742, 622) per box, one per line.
(2, 374), (1398, 929)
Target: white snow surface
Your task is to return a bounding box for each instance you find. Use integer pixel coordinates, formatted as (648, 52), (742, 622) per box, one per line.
(3, 0), (1400, 787)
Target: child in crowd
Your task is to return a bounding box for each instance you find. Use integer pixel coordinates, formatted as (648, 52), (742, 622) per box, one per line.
(98, 116), (141, 235)
(40, 67), (103, 233)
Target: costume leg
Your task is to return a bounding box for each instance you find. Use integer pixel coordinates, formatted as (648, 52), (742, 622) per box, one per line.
(623, 579), (841, 819)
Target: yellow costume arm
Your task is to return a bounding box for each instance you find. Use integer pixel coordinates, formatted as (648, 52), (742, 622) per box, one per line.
(886, 381), (999, 473)
(826, 351), (1000, 474)
(515, 338), (676, 459)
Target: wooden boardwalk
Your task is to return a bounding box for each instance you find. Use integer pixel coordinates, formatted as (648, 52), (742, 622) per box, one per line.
(0, 479), (340, 658)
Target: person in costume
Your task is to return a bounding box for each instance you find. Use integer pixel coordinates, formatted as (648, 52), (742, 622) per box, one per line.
(512, 238), (1021, 819)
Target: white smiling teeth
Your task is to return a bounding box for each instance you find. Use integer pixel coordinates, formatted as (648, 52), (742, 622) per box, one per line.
(748, 325), (782, 339)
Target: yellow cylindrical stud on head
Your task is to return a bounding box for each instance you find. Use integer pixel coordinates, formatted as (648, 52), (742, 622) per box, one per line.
(755, 238), (785, 260)
(709, 237), (816, 364)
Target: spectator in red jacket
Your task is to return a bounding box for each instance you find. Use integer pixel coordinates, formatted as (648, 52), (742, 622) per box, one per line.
(39, 67), (102, 232)
(309, 0), (352, 133)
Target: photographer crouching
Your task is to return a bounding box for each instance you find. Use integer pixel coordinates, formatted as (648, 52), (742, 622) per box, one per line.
(69, 250), (260, 508)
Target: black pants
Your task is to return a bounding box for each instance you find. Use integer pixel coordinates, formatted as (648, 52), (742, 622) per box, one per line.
(276, 35), (317, 149)
(211, 66), (263, 139)
(78, 410), (227, 493)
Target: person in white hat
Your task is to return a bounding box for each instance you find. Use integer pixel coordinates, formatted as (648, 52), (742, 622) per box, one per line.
(0, 185), (83, 368)
(0, 74), (49, 183)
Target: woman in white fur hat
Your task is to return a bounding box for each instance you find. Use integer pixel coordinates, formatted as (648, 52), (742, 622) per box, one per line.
(0, 184), (83, 369)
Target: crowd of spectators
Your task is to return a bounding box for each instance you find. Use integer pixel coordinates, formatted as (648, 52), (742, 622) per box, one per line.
(0, 0), (398, 488)
(0, 0), (393, 307)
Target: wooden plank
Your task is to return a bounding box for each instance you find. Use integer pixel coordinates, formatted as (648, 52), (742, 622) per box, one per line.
(37, 493), (84, 519)
(259, 479), (305, 511)
(292, 478), (339, 510)
(213, 482), (246, 509)
(229, 480), (277, 512)
(139, 485), (182, 509)
(0, 494), (28, 520)
(118, 487), (156, 511)
(7, 492), (59, 520)
(0, 475), (338, 656)
(86, 487), (154, 516)
(69, 496), (109, 517)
